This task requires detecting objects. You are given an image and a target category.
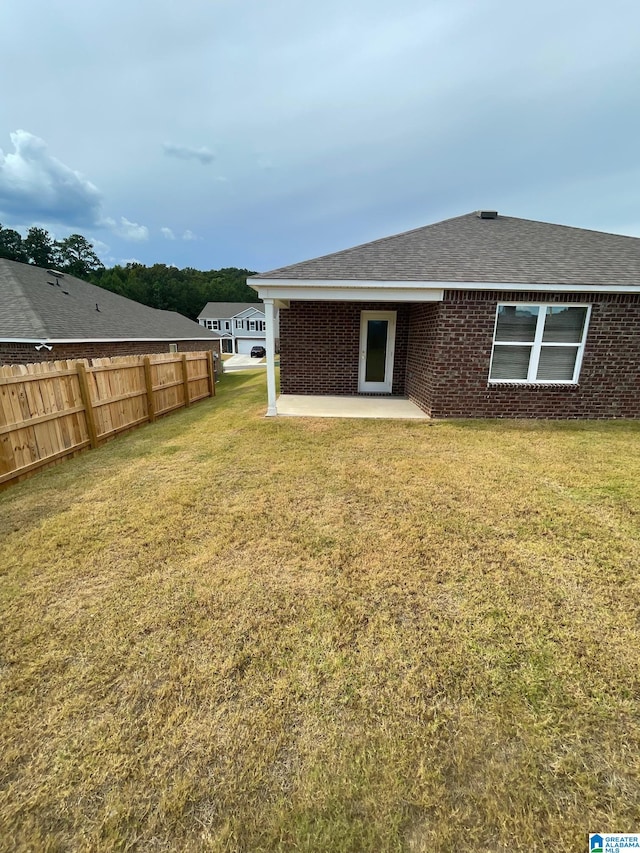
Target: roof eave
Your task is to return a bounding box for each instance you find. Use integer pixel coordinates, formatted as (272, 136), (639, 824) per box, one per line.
(250, 278), (640, 299)
(0, 336), (221, 344)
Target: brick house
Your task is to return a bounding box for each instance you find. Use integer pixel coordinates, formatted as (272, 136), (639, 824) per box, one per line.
(0, 258), (221, 365)
(249, 211), (640, 418)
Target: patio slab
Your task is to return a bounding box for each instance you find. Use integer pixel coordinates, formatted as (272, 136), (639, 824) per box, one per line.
(276, 394), (429, 419)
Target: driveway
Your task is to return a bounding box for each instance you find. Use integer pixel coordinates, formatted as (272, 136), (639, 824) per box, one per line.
(223, 354), (267, 370)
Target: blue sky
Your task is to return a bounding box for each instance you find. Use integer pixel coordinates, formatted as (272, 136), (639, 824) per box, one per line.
(1, 0), (639, 272)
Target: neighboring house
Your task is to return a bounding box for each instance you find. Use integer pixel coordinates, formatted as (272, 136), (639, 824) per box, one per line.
(197, 302), (279, 354)
(0, 258), (221, 365)
(249, 211), (640, 418)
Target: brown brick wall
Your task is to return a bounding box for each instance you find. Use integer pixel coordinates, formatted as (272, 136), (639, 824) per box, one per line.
(406, 291), (640, 419)
(280, 293), (639, 419)
(279, 301), (409, 395)
(0, 339), (220, 366)
(405, 303), (441, 416)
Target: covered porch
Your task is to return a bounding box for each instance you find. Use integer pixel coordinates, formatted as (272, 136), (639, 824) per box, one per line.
(250, 282), (444, 417)
(276, 394), (429, 419)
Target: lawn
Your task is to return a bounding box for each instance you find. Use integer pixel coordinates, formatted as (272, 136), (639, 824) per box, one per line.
(1, 370), (639, 852)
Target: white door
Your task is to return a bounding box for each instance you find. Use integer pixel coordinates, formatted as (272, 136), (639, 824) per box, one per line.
(358, 311), (396, 393)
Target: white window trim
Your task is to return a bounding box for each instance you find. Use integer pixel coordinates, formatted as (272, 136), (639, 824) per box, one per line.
(488, 303), (591, 384)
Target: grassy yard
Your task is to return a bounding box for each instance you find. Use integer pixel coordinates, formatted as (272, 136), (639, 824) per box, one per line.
(1, 370), (639, 852)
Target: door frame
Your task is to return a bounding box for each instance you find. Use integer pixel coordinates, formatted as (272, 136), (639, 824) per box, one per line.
(358, 310), (397, 393)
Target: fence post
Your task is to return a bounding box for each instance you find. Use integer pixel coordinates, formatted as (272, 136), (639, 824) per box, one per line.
(181, 353), (191, 407)
(76, 362), (99, 449)
(206, 350), (216, 397)
(143, 356), (156, 422)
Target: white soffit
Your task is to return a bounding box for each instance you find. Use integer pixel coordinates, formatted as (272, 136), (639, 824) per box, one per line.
(252, 283), (445, 303)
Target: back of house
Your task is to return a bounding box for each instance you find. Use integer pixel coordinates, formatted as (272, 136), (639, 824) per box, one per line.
(249, 211), (640, 419)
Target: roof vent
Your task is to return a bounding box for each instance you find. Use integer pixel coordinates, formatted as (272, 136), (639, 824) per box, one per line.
(477, 210), (498, 219)
(46, 269), (65, 278)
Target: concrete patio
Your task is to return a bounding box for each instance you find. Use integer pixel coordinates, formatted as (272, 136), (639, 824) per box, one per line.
(275, 394), (429, 419)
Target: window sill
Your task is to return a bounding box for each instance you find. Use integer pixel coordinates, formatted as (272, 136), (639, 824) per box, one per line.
(487, 382), (579, 390)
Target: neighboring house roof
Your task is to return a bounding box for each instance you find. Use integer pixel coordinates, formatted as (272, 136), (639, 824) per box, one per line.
(198, 302), (264, 319)
(0, 258), (220, 341)
(253, 212), (640, 286)
(234, 306), (265, 319)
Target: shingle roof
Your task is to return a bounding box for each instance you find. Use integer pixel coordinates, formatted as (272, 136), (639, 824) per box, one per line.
(198, 302), (264, 319)
(0, 259), (220, 341)
(254, 212), (640, 286)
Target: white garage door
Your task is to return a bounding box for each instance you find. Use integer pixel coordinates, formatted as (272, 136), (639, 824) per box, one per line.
(236, 338), (262, 354)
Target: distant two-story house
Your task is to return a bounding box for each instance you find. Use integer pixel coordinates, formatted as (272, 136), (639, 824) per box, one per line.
(197, 302), (279, 354)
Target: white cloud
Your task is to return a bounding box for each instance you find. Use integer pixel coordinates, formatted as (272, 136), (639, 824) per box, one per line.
(160, 226), (175, 239)
(0, 130), (103, 226)
(118, 217), (149, 241)
(104, 216), (149, 241)
(162, 142), (215, 165)
(89, 237), (111, 260)
(182, 229), (197, 241)
(0, 130), (150, 249)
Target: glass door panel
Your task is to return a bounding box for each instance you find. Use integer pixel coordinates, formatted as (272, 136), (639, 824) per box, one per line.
(365, 320), (388, 382)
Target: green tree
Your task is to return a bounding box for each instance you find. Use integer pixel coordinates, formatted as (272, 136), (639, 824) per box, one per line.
(89, 265), (128, 296)
(24, 226), (55, 268)
(0, 224), (27, 262)
(54, 234), (104, 278)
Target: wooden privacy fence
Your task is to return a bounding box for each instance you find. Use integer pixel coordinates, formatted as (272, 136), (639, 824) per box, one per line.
(0, 351), (217, 488)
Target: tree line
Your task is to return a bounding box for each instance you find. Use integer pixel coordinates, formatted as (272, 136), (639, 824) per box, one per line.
(91, 264), (259, 321)
(0, 223), (259, 320)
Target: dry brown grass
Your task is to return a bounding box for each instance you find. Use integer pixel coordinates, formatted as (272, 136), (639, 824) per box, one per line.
(1, 370), (639, 852)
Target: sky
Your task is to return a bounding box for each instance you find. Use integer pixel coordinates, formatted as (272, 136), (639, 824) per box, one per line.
(1, 0), (639, 273)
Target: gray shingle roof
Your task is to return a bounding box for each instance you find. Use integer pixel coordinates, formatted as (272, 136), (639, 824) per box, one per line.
(254, 212), (640, 286)
(0, 259), (220, 341)
(198, 302), (264, 319)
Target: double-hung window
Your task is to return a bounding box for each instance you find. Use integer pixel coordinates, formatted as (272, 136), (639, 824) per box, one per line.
(489, 304), (590, 383)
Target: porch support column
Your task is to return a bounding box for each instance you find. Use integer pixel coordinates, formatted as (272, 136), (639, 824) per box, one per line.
(264, 298), (277, 416)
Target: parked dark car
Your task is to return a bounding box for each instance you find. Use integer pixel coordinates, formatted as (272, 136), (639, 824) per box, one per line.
(250, 345), (266, 358)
